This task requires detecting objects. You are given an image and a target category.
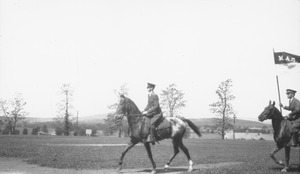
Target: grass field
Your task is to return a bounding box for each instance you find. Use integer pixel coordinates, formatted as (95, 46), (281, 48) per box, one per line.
(0, 135), (299, 174)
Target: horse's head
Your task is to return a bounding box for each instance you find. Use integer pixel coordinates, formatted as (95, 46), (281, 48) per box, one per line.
(258, 100), (281, 122)
(114, 95), (141, 121)
(114, 94), (131, 119)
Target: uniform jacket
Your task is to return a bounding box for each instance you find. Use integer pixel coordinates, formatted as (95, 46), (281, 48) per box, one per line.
(144, 92), (162, 117)
(285, 97), (300, 123)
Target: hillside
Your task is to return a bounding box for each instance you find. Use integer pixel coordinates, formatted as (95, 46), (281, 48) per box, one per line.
(77, 114), (107, 123)
(189, 118), (271, 128)
(25, 117), (54, 123)
(24, 115), (271, 128)
(25, 114), (107, 124)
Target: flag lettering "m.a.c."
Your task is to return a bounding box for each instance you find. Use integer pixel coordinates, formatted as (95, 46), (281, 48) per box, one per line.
(274, 52), (300, 64)
(274, 52), (300, 69)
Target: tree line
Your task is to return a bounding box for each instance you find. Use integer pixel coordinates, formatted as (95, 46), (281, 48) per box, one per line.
(0, 79), (236, 139)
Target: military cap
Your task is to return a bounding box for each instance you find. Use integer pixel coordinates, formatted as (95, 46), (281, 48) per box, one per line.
(286, 89), (297, 94)
(147, 83), (156, 89)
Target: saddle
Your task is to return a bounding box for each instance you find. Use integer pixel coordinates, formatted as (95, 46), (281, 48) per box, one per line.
(140, 116), (172, 142)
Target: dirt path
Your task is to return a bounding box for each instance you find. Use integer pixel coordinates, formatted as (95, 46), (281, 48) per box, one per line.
(0, 157), (243, 174)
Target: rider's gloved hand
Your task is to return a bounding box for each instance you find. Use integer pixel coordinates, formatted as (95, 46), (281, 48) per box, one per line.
(142, 111), (148, 115)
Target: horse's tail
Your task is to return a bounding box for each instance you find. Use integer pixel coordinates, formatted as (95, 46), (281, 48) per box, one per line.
(181, 118), (201, 137)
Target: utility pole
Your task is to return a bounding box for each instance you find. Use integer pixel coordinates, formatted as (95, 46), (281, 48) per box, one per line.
(76, 111), (79, 136)
(233, 113), (236, 140)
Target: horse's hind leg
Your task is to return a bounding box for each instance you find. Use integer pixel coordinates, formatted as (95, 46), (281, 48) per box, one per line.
(164, 138), (180, 170)
(281, 146), (291, 172)
(117, 140), (137, 171)
(270, 146), (284, 166)
(178, 138), (193, 172)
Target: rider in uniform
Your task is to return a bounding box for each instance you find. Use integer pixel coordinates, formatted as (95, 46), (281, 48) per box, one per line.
(142, 83), (162, 145)
(280, 89), (300, 147)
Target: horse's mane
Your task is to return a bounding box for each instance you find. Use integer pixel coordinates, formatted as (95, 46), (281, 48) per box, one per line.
(125, 97), (141, 114)
(272, 106), (283, 120)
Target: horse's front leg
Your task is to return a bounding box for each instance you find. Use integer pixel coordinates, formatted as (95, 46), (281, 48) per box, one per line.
(117, 140), (137, 172)
(270, 146), (284, 166)
(281, 146), (291, 172)
(144, 143), (157, 174)
(164, 139), (179, 171)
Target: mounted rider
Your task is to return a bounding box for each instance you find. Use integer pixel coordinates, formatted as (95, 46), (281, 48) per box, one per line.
(280, 89), (300, 147)
(142, 83), (163, 144)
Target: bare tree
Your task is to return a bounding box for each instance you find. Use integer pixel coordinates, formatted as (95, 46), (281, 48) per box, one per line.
(107, 83), (129, 110)
(160, 84), (186, 117)
(55, 84), (74, 136)
(209, 79), (235, 140)
(0, 94), (28, 134)
(105, 83), (129, 137)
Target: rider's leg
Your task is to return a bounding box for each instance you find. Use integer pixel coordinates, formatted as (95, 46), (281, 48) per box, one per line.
(150, 124), (156, 142)
(150, 114), (162, 143)
(291, 122), (300, 146)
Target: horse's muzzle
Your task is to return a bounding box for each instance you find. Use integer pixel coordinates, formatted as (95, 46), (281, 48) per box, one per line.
(258, 115), (266, 122)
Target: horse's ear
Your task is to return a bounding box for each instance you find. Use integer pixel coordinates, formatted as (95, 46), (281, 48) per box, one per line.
(120, 94), (125, 98)
(269, 100), (271, 105)
(272, 101), (275, 106)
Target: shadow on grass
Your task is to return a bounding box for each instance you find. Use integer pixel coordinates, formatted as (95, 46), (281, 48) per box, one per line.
(138, 167), (192, 173)
(269, 164), (300, 173)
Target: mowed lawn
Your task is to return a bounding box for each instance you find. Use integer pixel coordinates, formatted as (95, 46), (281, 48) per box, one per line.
(0, 135), (299, 174)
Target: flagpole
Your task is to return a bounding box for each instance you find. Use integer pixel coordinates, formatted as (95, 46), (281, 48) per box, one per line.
(276, 75), (282, 114)
(273, 49), (282, 113)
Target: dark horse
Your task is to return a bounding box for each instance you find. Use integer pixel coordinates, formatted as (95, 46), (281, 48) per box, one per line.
(114, 95), (201, 174)
(258, 101), (295, 172)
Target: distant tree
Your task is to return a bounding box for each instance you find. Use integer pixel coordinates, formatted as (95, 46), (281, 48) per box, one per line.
(13, 129), (20, 135)
(32, 127), (40, 135)
(108, 83), (129, 110)
(2, 127), (10, 135)
(96, 122), (106, 131)
(55, 84), (74, 136)
(261, 126), (269, 134)
(209, 79), (235, 140)
(104, 113), (129, 137)
(0, 94), (28, 134)
(22, 128), (28, 135)
(102, 123), (114, 136)
(77, 127), (86, 136)
(91, 129), (97, 136)
(160, 84), (186, 117)
(106, 83), (129, 137)
(55, 126), (63, 136)
(42, 125), (48, 133)
(73, 124), (100, 136)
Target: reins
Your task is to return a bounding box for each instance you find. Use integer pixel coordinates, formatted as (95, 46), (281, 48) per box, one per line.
(125, 113), (143, 117)
(268, 107), (277, 118)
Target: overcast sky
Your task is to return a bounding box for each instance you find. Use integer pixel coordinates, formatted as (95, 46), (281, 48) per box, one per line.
(0, 0), (300, 122)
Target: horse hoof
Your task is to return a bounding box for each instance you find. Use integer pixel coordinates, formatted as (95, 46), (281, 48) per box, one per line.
(188, 160), (194, 172)
(277, 160), (284, 166)
(151, 169), (157, 174)
(117, 166), (122, 172)
(164, 164), (169, 171)
(281, 168), (288, 172)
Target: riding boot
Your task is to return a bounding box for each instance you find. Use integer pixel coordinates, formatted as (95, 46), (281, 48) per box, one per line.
(150, 126), (156, 145)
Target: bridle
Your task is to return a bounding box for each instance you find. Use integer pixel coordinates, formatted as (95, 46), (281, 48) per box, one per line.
(116, 98), (142, 119)
(264, 106), (277, 120)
